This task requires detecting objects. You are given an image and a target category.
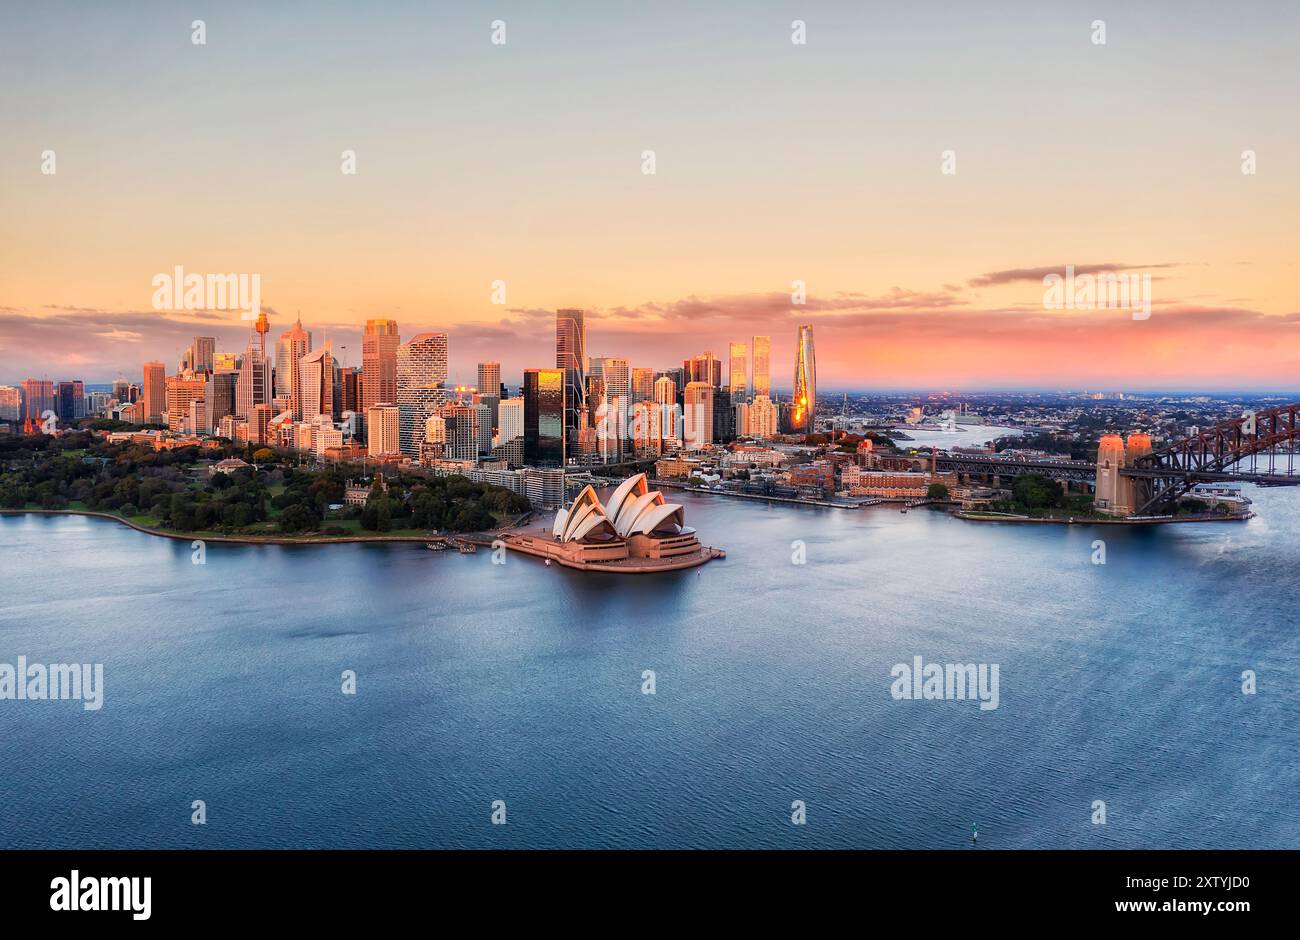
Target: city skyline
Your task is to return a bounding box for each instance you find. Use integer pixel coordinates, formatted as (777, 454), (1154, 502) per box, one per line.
(2, 3), (1298, 390)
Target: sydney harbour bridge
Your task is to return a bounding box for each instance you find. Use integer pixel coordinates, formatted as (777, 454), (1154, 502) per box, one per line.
(933, 404), (1300, 517)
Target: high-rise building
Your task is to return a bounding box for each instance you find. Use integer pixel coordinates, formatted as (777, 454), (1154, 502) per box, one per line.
(749, 394), (778, 439)
(213, 352), (239, 372)
(0, 386), (21, 421)
(56, 381), (86, 420)
(442, 402), (481, 461)
(477, 361), (501, 429)
(141, 364), (166, 425)
(187, 336), (216, 375)
(591, 357), (629, 455)
(235, 343), (272, 419)
(653, 374), (676, 407)
(792, 324), (816, 433)
(684, 381), (713, 447)
(275, 316), (312, 419)
(339, 367), (360, 417)
(110, 377), (133, 404)
(631, 367), (655, 404)
(300, 344), (339, 422)
(734, 401), (750, 438)
(712, 386), (735, 443)
(751, 335), (771, 398)
(396, 332), (449, 459)
(632, 401), (662, 456)
(498, 397), (524, 443)
(366, 404), (401, 457)
(205, 369), (238, 435)
(684, 353), (721, 388)
(361, 319), (401, 423)
(523, 368), (565, 466)
(555, 309), (586, 447)
(165, 374), (205, 432)
(728, 342), (748, 404)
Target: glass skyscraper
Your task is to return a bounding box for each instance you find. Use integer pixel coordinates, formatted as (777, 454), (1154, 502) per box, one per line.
(524, 368), (565, 466)
(792, 324), (816, 433)
(555, 309), (586, 452)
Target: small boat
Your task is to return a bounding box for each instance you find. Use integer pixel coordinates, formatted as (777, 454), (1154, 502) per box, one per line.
(425, 540), (447, 551)
(544, 558), (551, 567)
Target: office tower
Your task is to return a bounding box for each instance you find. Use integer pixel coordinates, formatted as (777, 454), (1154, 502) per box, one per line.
(592, 356), (629, 454)
(441, 402), (480, 461)
(477, 362), (501, 429)
(300, 344), (339, 422)
(366, 404), (401, 457)
(275, 316), (312, 418)
(751, 335), (771, 398)
(555, 309), (586, 448)
(474, 400), (493, 455)
(498, 397), (524, 443)
(339, 367), (360, 416)
(728, 342), (748, 404)
(235, 343), (272, 419)
(632, 401), (662, 456)
(141, 363), (166, 424)
(205, 369), (238, 434)
(749, 394), (778, 439)
(213, 352), (239, 372)
(683, 353), (721, 388)
(109, 377), (132, 404)
(734, 401), (750, 438)
(396, 332), (449, 459)
(56, 381), (86, 420)
(361, 319), (401, 419)
(187, 336), (216, 375)
(712, 385), (735, 442)
(250, 403), (274, 445)
(523, 368), (565, 466)
(792, 324), (816, 433)
(659, 402), (683, 445)
(631, 367), (655, 404)
(165, 374), (205, 432)
(684, 381), (713, 447)
(653, 374), (676, 407)
(0, 386), (20, 421)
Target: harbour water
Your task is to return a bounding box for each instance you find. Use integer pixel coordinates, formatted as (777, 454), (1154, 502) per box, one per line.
(1, 488), (1297, 849)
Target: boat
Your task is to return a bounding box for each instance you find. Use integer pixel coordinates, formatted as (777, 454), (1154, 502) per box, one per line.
(425, 540), (448, 551)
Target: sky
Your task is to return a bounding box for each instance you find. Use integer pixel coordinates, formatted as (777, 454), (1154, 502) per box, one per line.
(1, 0), (1297, 391)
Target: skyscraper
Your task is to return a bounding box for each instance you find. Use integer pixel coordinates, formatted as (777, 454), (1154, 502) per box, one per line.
(300, 344), (340, 422)
(749, 394), (778, 439)
(0, 386), (20, 421)
(141, 363), (166, 425)
(366, 404), (401, 457)
(361, 319), (400, 420)
(555, 309), (586, 448)
(236, 341), (272, 420)
(477, 361), (501, 429)
(684, 381), (713, 448)
(684, 353), (721, 388)
(728, 342), (748, 404)
(523, 368), (565, 466)
(189, 336), (216, 375)
(165, 374), (206, 432)
(275, 316), (312, 419)
(631, 367), (655, 404)
(751, 335), (771, 398)
(498, 397), (524, 443)
(591, 357), (629, 457)
(649, 374), (673, 406)
(792, 324), (816, 434)
(56, 381), (86, 420)
(396, 332), (449, 458)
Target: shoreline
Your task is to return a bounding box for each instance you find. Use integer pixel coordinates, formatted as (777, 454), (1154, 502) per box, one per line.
(954, 509), (1254, 525)
(0, 508), (490, 546)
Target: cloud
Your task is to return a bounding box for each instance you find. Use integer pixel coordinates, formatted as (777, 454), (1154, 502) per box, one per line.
(967, 263), (1183, 288)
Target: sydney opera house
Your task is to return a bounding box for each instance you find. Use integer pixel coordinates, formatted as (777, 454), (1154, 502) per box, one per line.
(503, 473), (719, 572)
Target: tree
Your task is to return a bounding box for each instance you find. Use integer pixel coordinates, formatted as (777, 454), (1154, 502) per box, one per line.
(1011, 474), (1064, 510)
(252, 448), (276, 463)
(927, 482), (949, 500)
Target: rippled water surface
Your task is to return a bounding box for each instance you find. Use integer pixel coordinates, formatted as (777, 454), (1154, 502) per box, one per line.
(1, 488), (1297, 848)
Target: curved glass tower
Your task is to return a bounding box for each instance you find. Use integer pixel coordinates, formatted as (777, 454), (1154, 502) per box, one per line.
(792, 324), (816, 433)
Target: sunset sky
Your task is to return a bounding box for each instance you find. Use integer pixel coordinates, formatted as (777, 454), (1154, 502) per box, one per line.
(1, 1), (1297, 390)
